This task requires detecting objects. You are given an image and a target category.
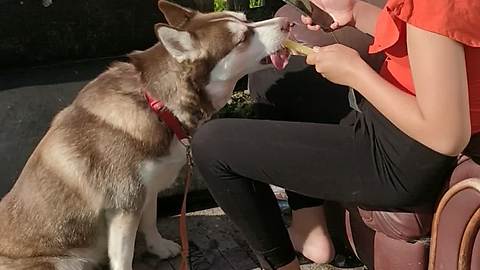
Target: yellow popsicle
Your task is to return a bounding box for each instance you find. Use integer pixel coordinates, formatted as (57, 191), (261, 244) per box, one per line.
(282, 39), (314, 56)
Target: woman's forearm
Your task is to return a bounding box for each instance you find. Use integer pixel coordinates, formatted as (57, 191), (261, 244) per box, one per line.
(352, 1), (382, 36)
(352, 61), (470, 156)
(305, 19), (470, 156)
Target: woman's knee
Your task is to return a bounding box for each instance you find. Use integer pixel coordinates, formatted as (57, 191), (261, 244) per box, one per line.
(191, 119), (234, 177)
(192, 119), (229, 155)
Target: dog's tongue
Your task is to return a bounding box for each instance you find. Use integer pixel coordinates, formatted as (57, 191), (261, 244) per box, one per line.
(270, 49), (290, 70)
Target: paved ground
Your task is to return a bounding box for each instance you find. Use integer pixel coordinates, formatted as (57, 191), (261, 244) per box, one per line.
(132, 206), (365, 270)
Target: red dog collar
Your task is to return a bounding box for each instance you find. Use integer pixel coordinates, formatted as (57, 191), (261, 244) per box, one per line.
(144, 92), (190, 145)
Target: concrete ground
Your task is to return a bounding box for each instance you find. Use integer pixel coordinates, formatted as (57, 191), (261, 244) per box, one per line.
(132, 206), (365, 270)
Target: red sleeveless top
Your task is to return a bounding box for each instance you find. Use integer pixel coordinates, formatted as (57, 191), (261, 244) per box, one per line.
(369, 0), (480, 134)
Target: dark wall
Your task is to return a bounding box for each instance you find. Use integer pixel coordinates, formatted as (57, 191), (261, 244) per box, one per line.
(0, 58), (118, 197)
(0, 0), (166, 69)
(0, 0), (169, 195)
(0, 0), (286, 69)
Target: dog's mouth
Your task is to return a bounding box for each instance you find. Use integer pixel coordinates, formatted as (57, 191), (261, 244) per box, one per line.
(260, 47), (290, 71)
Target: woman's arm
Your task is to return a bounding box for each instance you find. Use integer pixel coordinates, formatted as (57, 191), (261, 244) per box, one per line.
(307, 23), (470, 155)
(351, 0), (382, 36)
(352, 24), (471, 155)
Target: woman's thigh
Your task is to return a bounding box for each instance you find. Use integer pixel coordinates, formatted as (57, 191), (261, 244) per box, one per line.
(192, 116), (410, 208)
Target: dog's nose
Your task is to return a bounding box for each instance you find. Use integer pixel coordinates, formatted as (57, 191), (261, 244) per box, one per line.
(281, 21), (295, 33)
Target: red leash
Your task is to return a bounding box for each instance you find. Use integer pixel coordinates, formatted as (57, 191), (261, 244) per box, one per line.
(179, 152), (194, 270)
(145, 91), (192, 270)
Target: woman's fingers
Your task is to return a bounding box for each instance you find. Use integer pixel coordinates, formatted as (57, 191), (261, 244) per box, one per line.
(300, 15), (312, 24)
(307, 24), (321, 31)
(329, 21), (339, 30)
(306, 47), (328, 72)
(305, 53), (317, 65)
(301, 15), (321, 31)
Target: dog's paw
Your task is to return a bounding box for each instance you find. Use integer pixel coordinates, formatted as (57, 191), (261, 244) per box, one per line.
(146, 238), (181, 259)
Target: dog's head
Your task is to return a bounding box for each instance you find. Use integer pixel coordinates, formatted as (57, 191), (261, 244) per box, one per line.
(157, 1), (290, 75)
(155, 1), (291, 108)
(129, 1), (291, 130)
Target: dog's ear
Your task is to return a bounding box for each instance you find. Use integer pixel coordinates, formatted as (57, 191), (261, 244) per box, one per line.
(158, 0), (195, 27)
(155, 24), (202, 63)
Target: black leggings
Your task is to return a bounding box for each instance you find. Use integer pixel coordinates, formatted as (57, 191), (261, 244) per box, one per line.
(191, 66), (456, 269)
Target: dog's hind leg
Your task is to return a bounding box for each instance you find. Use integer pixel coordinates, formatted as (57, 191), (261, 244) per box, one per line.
(139, 193), (181, 259)
(106, 211), (140, 270)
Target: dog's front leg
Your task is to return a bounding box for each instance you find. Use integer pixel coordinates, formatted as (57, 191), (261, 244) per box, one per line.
(140, 193), (181, 259)
(107, 211), (140, 270)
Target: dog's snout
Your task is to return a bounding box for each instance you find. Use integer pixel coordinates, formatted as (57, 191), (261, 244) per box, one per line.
(281, 20), (295, 33)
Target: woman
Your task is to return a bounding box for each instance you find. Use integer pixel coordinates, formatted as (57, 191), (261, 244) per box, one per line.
(191, 0), (480, 269)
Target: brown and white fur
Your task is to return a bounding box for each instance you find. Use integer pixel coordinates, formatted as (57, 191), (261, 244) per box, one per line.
(0, 1), (290, 270)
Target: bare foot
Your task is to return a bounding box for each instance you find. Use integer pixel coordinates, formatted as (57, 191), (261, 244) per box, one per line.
(288, 206), (335, 264)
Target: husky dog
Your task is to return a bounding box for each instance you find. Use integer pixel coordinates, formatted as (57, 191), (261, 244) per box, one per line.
(0, 1), (291, 269)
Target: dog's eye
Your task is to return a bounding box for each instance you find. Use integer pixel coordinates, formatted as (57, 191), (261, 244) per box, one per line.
(237, 28), (254, 46)
(238, 34), (247, 44)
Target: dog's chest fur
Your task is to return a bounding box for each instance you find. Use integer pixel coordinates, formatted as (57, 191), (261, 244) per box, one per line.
(139, 139), (187, 193)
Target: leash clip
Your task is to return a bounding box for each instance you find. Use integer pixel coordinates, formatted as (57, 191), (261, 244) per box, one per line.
(185, 145), (194, 168)
(179, 136), (194, 168)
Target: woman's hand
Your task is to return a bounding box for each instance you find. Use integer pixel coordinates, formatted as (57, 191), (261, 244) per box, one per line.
(305, 44), (366, 87)
(301, 0), (356, 31)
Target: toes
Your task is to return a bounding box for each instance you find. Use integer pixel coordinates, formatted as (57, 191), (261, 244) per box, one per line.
(165, 240), (181, 256)
(146, 239), (181, 259)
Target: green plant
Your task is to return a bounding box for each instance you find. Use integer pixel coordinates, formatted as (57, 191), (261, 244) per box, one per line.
(215, 90), (255, 119)
(249, 0), (264, 8)
(215, 0), (265, 11)
(214, 0), (226, 11)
